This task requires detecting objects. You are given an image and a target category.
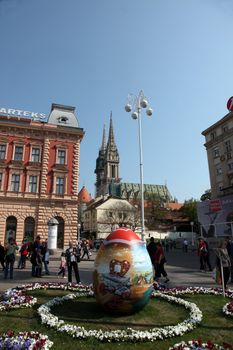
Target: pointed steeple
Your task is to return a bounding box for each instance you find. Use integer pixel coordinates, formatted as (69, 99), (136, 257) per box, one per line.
(100, 124), (106, 152)
(106, 112), (117, 153)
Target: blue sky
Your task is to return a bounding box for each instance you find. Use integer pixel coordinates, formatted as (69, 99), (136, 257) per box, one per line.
(1, 0), (233, 202)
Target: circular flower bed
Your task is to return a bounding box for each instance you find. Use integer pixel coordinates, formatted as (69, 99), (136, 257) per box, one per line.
(0, 331), (53, 349)
(37, 286), (202, 342)
(0, 282), (233, 346)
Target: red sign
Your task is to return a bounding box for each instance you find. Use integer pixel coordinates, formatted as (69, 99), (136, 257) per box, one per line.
(227, 96), (233, 111)
(210, 199), (222, 212)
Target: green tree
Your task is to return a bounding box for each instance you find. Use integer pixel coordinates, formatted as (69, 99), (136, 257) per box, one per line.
(179, 198), (198, 223)
(200, 190), (211, 201)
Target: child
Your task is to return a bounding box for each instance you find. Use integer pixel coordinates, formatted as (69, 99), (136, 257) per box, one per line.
(58, 252), (66, 278)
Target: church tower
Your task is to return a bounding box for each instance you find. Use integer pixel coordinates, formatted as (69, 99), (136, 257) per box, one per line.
(95, 113), (120, 197)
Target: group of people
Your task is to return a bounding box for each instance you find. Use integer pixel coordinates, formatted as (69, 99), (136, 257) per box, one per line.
(0, 235), (94, 283)
(147, 237), (169, 283)
(197, 237), (233, 289)
(30, 235), (50, 278)
(0, 235), (50, 280)
(0, 238), (19, 279)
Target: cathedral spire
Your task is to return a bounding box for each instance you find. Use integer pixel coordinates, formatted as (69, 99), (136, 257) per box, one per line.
(100, 124), (106, 152)
(107, 112), (116, 151)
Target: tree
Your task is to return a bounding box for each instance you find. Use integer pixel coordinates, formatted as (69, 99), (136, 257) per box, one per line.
(179, 198), (198, 223)
(200, 190), (211, 201)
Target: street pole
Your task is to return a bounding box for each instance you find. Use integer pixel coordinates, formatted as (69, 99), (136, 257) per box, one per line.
(137, 105), (145, 241)
(125, 91), (153, 241)
(191, 221), (194, 248)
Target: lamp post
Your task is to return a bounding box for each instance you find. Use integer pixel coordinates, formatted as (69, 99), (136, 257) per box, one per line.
(190, 221), (194, 247)
(125, 91), (153, 241)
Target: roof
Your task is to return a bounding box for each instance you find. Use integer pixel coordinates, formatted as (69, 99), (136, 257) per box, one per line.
(202, 111), (233, 135)
(165, 202), (184, 210)
(78, 186), (92, 203)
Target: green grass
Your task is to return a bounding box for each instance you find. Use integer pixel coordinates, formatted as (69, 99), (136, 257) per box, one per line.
(0, 291), (233, 349)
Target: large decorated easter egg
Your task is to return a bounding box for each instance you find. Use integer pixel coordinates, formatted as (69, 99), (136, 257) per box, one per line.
(93, 228), (153, 314)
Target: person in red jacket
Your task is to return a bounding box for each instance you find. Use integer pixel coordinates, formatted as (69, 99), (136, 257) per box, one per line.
(154, 242), (169, 283)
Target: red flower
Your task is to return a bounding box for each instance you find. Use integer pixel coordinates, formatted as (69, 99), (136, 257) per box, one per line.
(223, 342), (233, 349)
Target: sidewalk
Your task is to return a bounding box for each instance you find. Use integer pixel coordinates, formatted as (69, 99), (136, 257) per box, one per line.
(0, 248), (230, 294)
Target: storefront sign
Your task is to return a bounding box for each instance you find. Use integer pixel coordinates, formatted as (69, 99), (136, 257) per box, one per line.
(0, 107), (47, 120)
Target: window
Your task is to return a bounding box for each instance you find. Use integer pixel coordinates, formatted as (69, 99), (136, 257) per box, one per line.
(31, 148), (40, 162)
(213, 148), (219, 158)
(210, 131), (216, 140)
(28, 175), (37, 192)
(11, 174), (20, 192)
(14, 146), (23, 161)
(0, 144), (6, 160)
(109, 211), (113, 218)
(225, 140), (232, 152)
(222, 125), (229, 133)
(118, 212), (123, 219)
(57, 150), (66, 165)
(216, 167), (222, 175)
(0, 173), (2, 189)
(56, 177), (64, 195)
(228, 163), (233, 171)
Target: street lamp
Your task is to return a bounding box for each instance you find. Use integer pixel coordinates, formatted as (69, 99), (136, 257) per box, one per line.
(190, 221), (194, 247)
(125, 90), (153, 241)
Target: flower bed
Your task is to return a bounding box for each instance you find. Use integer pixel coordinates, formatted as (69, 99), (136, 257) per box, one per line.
(0, 282), (233, 346)
(169, 339), (233, 350)
(154, 285), (233, 318)
(0, 331), (53, 349)
(37, 286), (202, 342)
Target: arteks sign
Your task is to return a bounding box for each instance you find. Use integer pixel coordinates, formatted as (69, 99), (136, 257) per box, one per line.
(0, 107), (47, 120)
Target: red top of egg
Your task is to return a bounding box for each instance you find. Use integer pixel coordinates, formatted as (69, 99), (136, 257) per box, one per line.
(104, 227), (142, 246)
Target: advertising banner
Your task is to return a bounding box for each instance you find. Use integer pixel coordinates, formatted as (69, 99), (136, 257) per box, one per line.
(197, 194), (233, 237)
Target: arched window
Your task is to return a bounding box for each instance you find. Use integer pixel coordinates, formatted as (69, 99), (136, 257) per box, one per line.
(24, 217), (35, 242)
(55, 216), (65, 249)
(5, 216), (17, 242)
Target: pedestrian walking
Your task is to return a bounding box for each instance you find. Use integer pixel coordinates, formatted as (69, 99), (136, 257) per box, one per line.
(81, 240), (90, 260)
(183, 239), (188, 253)
(30, 235), (42, 277)
(34, 248), (43, 278)
(154, 242), (169, 283)
(65, 241), (81, 283)
(215, 239), (231, 290)
(58, 251), (66, 278)
(18, 240), (29, 269)
(198, 238), (212, 271)
(41, 241), (50, 275)
(226, 237), (233, 283)
(147, 237), (157, 279)
(0, 241), (5, 271)
(4, 238), (18, 279)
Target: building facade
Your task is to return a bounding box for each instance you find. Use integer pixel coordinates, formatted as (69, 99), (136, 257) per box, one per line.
(0, 103), (84, 248)
(202, 110), (233, 199)
(83, 197), (137, 239)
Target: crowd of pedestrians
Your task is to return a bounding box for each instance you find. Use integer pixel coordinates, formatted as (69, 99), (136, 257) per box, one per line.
(1, 233), (233, 291)
(0, 235), (95, 281)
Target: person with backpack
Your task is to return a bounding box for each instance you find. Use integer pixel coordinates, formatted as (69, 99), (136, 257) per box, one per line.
(4, 238), (18, 279)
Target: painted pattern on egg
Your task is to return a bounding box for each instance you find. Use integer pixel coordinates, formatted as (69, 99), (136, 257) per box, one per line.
(93, 228), (154, 314)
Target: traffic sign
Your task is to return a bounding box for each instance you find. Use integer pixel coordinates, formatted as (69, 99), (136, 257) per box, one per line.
(227, 96), (233, 111)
